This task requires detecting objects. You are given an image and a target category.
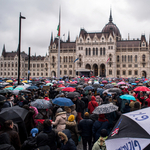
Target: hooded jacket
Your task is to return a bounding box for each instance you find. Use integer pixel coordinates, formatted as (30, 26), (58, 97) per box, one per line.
(58, 129), (76, 150)
(0, 133), (15, 150)
(88, 96), (98, 114)
(35, 133), (50, 150)
(52, 111), (67, 132)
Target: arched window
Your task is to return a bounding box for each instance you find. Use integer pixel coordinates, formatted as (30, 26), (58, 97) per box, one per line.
(100, 48), (102, 55)
(63, 56), (65, 63)
(60, 57), (62, 63)
(71, 57), (73, 62)
(131, 55), (132, 62)
(69, 56), (70, 62)
(96, 48), (98, 55)
(1, 63), (3, 67)
(142, 54), (146, 62)
(66, 57), (68, 62)
(89, 48), (91, 55)
(4, 62), (6, 67)
(52, 56), (55, 63)
(8, 63), (10, 67)
(135, 55), (137, 62)
(86, 48), (88, 56)
(93, 48), (95, 55)
(46, 63), (48, 67)
(128, 55), (130, 62)
(117, 56), (119, 62)
(122, 56), (124, 62)
(125, 55), (126, 62)
(103, 48), (105, 55)
(12, 62), (14, 67)
(15, 62), (17, 67)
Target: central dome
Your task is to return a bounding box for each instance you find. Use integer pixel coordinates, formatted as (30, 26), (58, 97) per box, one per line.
(102, 10), (121, 37)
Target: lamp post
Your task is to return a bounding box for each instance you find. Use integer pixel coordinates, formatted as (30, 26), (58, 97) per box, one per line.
(18, 12), (26, 85)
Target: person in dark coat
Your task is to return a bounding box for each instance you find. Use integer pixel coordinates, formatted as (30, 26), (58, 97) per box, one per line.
(35, 133), (50, 150)
(0, 132), (15, 150)
(66, 115), (78, 146)
(0, 120), (21, 150)
(78, 112), (93, 150)
(42, 119), (61, 150)
(92, 114), (109, 142)
(23, 105), (35, 136)
(58, 129), (76, 150)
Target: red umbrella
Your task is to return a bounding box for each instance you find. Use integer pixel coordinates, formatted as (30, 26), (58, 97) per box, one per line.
(58, 84), (65, 88)
(134, 86), (150, 91)
(62, 87), (76, 92)
(52, 84), (57, 87)
(135, 81), (139, 83)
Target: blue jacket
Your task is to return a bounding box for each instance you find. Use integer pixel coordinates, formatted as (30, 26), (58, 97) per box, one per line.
(78, 117), (93, 137)
(92, 120), (109, 142)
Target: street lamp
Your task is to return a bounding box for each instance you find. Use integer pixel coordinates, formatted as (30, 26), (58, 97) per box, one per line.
(18, 12), (26, 85)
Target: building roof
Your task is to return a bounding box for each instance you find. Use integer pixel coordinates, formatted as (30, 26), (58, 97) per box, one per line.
(117, 40), (141, 47)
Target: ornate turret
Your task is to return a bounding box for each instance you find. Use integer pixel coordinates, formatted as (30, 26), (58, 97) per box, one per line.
(50, 32), (53, 46)
(109, 9), (113, 23)
(2, 44), (6, 56)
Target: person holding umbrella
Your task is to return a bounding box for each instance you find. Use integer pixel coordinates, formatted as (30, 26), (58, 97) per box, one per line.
(88, 96), (98, 114)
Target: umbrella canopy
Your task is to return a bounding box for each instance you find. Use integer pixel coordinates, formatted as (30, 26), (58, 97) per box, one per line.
(52, 97), (74, 106)
(26, 86), (39, 90)
(54, 87), (65, 91)
(62, 87), (76, 92)
(0, 89), (12, 94)
(105, 84), (114, 89)
(30, 99), (52, 109)
(92, 84), (101, 89)
(131, 83), (137, 85)
(117, 81), (126, 85)
(46, 83), (53, 86)
(0, 106), (28, 123)
(92, 103), (118, 114)
(0, 95), (6, 102)
(84, 86), (94, 91)
(97, 88), (105, 95)
(66, 92), (80, 99)
(19, 89), (31, 94)
(107, 88), (122, 94)
(6, 80), (13, 83)
(12, 90), (19, 95)
(5, 87), (14, 90)
(102, 80), (108, 84)
(106, 107), (150, 150)
(76, 85), (84, 88)
(120, 94), (136, 101)
(67, 84), (77, 88)
(134, 86), (150, 92)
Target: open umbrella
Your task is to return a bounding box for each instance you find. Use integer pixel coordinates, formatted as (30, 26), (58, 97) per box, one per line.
(105, 84), (114, 89)
(92, 84), (101, 89)
(117, 81), (126, 85)
(30, 99), (52, 109)
(66, 92), (80, 99)
(0, 95), (6, 102)
(6, 80), (13, 83)
(120, 94), (136, 101)
(19, 89), (31, 94)
(107, 88), (122, 94)
(84, 86), (94, 91)
(102, 80), (108, 84)
(62, 87), (76, 92)
(134, 86), (150, 92)
(26, 86), (39, 90)
(52, 97), (74, 106)
(54, 87), (65, 91)
(92, 103), (118, 114)
(0, 89), (12, 94)
(0, 106), (28, 123)
(97, 88), (105, 95)
(106, 107), (150, 150)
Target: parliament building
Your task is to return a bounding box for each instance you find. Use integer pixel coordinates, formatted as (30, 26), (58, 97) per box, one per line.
(1, 11), (150, 78)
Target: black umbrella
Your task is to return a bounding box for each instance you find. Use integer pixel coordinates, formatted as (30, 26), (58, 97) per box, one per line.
(105, 84), (114, 89)
(76, 85), (84, 88)
(107, 88), (122, 94)
(66, 92), (80, 99)
(68, 84), (77, 88)
(19, 90), (31, 94)
(0, 106), (28, 123)
(0, 95), (6, 102)
(0, 89), (12, 94)
(92, 84), (101, 89)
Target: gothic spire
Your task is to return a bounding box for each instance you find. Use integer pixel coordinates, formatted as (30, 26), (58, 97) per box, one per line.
(67, 31), (70, 42)
(50, 32), (53, 45)
(109, 8), (113, 23)
(2, 44), (6, 56)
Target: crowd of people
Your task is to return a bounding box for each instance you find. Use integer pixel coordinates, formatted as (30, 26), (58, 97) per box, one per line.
(0, 77), (149, 150)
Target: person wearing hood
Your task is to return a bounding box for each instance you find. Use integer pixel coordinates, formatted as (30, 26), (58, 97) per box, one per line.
(0, 132), (15, 150)
(88, 96), (98, 114)
(58, 129), (76, 150)
(92, 129), (108, 150)
(65, 115), (79, 146)
(35, 133), (50, 150)
(52, 108), (67, 132)
(42, 119), (61, 150)
(78, 112), (93, 150)
(92, 114), (109, 142)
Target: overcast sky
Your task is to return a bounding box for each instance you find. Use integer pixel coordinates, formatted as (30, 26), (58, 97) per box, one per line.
(0, 0), (150, 56)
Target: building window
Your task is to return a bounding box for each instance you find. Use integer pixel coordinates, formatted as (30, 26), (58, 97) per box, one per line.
(37, 64), (40, 68)
(135, 70), (138, 75)
(89, 48), (91, 55)
(12, 72), (13, 75)
(117, 56), (119, 62)
(41, 73), (43, 76)
(117, 64), (120, 68)
(78, 47), (80, 50)
(128, 64), (132, 67)
(123, 64), (126, 67)
(128, 55), (130, 62)
(117, 70), (120, 75)
(69, 70), (72, 75)
(33, 73), (35, 76)
(122, 70), (126, 75)
(60, 65), (62, 68)
(81, 47), (83, 50)
(134, 64), (138, 67)
(15, 72), (17, 75)
(1, 63), (3, 67)
(41, 64), (44, 67)
(125, 55), (126, 62)
(30, 64), (32, 68)
(108, 46), (110, 49)
(135, 55), (137, 62)
(52, 56), (55, 62)
(69, 65), (72, 68)
(100, 48), (102, 55)
(33, 64), (36, 68)
(109, 70), (112, 75)
(109, 64), (111, 67)
(142, 54), (146, 62)
(64, 65), (67, 68)
(86, 48), (88, 56)
(143, 64), (146, 67)
(8, 63), (10, 67)
(93, 48), (95, 55)
(131, 55), (132, 62)
(5, 63), (7, 67)
(64, 70), (67, 75)
(122, 56), (124, 62)
(37, 73), (39, 76)
(103, 48), (105, 55)
(8, 72), (10, 75)
(111, 46), (113, 49)
(63, 56), (65, 63)
(25, 64), (28, 68)
(96, 48), (98, 55)
(46, 73), (48, 76)
(128, 70), (132, 75)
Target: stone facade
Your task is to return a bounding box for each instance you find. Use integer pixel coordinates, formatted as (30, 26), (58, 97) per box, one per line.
(1, 11), (150, 78)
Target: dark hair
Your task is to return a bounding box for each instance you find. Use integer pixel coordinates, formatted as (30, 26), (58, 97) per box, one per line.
(4, 120), (13, 129)
(100, 129), (108, 137)
(43, 119), (51, 128)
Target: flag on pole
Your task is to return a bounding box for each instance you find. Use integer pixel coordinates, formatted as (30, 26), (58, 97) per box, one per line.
(57, 8), (61, 37)
(106, 58), (110, 63)
(74, 58), (79, 63)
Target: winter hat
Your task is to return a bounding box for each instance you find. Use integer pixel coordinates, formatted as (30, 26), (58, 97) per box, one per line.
(84, 112), (89, 117)
(31, 128), (39, 137)
(100, 129), (108, 137)
(91, 96), (96, 101)
(56, 108), (63, 113)
(64, 106), (71, 113)
(68, 115), (75, 122)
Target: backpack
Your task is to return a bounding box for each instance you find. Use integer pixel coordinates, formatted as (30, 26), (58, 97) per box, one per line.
(79, 100), (85, 109)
